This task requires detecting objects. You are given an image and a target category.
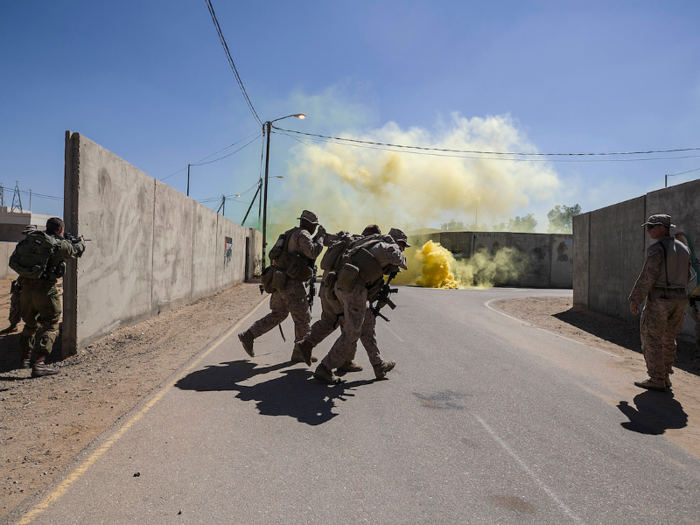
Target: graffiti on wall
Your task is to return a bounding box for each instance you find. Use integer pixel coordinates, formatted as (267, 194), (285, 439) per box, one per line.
(224, 236), (232, 268)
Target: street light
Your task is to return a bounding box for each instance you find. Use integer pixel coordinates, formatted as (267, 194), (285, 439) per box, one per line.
(262, 114), (306, 268)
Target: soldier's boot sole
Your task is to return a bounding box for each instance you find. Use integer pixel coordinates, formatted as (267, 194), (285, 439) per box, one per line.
(238, 331), (255, 358)
(293, 340), (314, 367)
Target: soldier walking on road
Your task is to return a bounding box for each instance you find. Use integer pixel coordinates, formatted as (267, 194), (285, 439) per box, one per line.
(629, 214), (690, 392)
(309, 228), (409, 384)
(238, 210), (325, 360)
(11, 218), (85, 376)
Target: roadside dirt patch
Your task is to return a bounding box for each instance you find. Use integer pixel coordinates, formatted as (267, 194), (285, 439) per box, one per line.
(0, 279), (264, 522)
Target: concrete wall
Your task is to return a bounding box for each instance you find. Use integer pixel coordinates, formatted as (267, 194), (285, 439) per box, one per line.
(0, 242), (16, 280)
(63, 132), (260, 355)
(574, 178), (700, 336)
(408, 231), (574, 288)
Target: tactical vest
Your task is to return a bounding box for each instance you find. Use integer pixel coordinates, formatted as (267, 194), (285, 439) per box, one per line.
(335, 235), (388, 290)
(9, 231), (59, 280)
(269, 227), (314, 281)
(654, 237), (691, 289)
(320, 233), (358, 272)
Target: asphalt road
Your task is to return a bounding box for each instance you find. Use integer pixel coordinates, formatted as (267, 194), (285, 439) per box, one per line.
(15, 287), (700, 524)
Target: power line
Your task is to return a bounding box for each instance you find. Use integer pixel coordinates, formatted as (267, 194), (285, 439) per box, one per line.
(274, 126), (700, 160)
(190, 133), (261, 166)
(205, 0), (262, 127)
(667, 166), (700, 177)
(160, 130), (260, 181)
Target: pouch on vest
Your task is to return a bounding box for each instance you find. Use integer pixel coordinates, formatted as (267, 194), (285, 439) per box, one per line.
(323, 270), (338, 291)
(261, 266), (276, 294)
(272, 269), (288, 291)
(321, 238), (350, 271)
(9, 231), (57, 279)
(284, 252), (312, 281)
(350, 247), (384, 285)
(268, 233), (287, 262)
(336, 263), (360, 291)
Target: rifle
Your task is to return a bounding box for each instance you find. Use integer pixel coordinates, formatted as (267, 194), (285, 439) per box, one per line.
(306, 264), (318, 312)
(371, 273), (399, 322)
(64, 232), (92, 243)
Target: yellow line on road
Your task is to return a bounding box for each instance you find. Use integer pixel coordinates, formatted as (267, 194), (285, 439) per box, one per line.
(17, 296), (268, 524)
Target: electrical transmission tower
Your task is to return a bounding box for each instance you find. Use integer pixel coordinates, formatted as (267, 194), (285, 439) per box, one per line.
(11, 182), (22, 212)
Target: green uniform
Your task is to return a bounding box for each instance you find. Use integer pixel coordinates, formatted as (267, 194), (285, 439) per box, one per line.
(19, 235), (85, 357)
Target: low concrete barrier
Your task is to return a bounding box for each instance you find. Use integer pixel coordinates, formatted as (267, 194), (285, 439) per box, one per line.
(62, 132), (262, 356)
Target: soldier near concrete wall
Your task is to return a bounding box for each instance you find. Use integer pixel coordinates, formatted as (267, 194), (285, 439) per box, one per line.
(238, 210), (324, 360)
(0, 226), (38, 335)
(14, 218), (85, 377)
(629, 214), (690, 392)
(311, 228), (409, 384)
(295, 224), (382, 372)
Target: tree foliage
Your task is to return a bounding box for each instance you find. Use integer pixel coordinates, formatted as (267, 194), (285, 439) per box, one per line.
(506, 214), (538, 233)
(547, 204), (581, 233)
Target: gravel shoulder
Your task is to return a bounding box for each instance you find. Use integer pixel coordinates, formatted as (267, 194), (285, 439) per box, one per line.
(0, 279), (265, 522)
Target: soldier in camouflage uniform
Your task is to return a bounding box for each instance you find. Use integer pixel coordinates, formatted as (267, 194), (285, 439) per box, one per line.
(18, 218), (85, 377)
(238, 210), (325, 359)
(311, 228), (409, 384)
(629, 214), (690, 392)
(295, 224), (382, 372)
(1, 225), (38, 335)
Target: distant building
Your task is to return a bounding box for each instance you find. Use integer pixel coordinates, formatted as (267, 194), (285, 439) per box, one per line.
(0, 207), (53, 242)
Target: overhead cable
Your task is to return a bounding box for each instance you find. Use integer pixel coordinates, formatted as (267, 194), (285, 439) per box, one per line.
(274, 126), (700, 159)
(205, 0), (262, 127)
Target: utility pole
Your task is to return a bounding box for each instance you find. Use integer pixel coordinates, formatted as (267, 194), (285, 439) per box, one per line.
(262, 121), (272, 268)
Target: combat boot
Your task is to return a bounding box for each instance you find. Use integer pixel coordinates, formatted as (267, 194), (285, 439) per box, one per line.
(19, 349), (31, 369)
(313, 363), (340, 385)
(634, 377), (666, 392)
(238, 330), (255, 358)
(337, 361), (363, 372)
(373, 360), (396, 380)
(292, 340), (313, 366)
(31, 356), (60, 378)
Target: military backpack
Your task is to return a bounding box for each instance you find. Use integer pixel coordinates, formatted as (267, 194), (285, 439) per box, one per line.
(9, 231), (59, 280)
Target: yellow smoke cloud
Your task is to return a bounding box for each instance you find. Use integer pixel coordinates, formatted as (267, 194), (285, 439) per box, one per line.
(268, 113), (560, 241)
(394, 240), (530, 289)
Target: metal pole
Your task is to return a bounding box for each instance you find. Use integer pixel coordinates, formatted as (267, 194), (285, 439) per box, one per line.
(258, 179), (262, 222)
(262, 121), (272, 268)
(665, 174), (668, 188)
(242, 182), (262, 226)
(222, 195), (225, 217)
(29, 190), (32, 211)
(187, 164), (191, 196)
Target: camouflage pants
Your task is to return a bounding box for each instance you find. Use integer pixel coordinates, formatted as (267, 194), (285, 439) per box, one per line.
(321, 282), (368, 370)
(249, 278), (310, 343)
(19, 280), (61, 357)
(9, 280), (21, 325)
(305, 285), (382, 366)
(640, 288), (687, 380)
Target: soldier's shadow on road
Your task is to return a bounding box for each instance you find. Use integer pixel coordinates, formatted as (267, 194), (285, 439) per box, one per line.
(174, 360), (374, 426)
(617, 391), (688, 435)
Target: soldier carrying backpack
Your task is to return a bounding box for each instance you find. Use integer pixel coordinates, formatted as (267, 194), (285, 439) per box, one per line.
(9, 217), (86, 377)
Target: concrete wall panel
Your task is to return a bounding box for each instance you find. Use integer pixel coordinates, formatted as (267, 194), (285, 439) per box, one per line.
(550, 235), (574, 288)
(588, 197), (646, 322)
(191, 206), (219, 300)
(509, 233), (552, 288)
(572, 213), (590, 307)
(152, 182), (194, 315)
(439, 231), (474, 258)
(0, 242), (17, 280)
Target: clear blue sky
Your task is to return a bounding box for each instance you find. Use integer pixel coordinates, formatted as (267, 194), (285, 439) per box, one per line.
(1, 1), (699, 231)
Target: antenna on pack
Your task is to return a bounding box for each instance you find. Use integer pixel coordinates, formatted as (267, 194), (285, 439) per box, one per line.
(11, 182), (22, 212)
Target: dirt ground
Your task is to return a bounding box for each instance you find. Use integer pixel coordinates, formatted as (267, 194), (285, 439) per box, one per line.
(0, 279), (265, 522)
(2, 288), (700, 521)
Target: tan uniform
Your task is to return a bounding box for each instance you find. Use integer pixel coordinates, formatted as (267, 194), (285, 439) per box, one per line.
(321, 238), (407, 370)
(249, 227), (323, 342)
(629, 236), (690, 381)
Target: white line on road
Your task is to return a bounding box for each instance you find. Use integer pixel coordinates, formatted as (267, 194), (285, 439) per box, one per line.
(474, 414), (584, 524)
(383, 324), (404, 342)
